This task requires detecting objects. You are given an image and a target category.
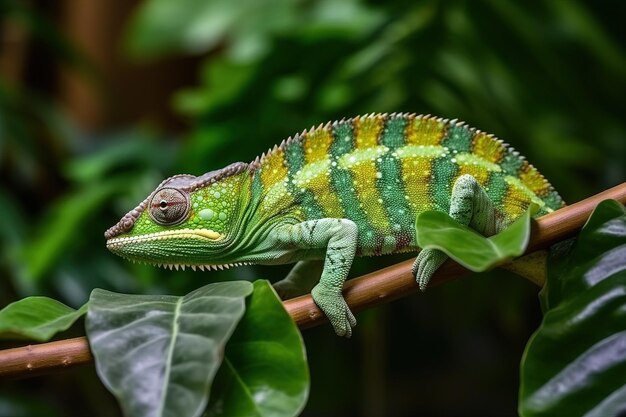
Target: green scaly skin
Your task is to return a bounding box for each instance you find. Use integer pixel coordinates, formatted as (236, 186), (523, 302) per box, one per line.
(105, 113), (563, 337)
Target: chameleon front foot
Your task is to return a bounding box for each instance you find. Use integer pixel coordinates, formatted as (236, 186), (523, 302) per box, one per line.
(311, 283), (356, 338)
(412, 248), (448, 291)
(412, 174), (502, 291)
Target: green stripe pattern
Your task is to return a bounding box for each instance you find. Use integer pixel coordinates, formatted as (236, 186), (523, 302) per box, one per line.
(284, 136), (325, 219)
(251, 113), (564, 255)
(329, 121), (379, 252)
(377, 116), (414, 250)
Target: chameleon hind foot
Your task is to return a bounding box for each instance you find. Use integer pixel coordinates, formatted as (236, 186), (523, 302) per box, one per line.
(412, 174), (500, 291)
(311, 283), (356, 338)
(412, 248), (448, 291)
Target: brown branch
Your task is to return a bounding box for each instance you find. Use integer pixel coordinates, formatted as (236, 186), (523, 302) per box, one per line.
(0, 337), (92, 379)
(1, 182), (625, 379)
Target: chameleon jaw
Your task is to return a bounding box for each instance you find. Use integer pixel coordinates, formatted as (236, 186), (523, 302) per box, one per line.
(106, 228), (223, 250)
(105, 228), (250, 271)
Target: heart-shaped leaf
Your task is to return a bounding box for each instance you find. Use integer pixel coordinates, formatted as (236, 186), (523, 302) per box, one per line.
(86, 281), (253, 417)
(0, 297), (86, 341)
(204, 280), (309, 417)
(519, 200), (626, 417)
(415, 205), (535, 271)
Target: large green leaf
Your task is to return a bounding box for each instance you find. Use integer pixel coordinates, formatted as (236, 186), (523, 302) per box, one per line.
(519, 200), (626, 417)
(0, 297), (86, 341)
(415, 205), (534, 272)
(86, 281), (253, 417)
(204, 280), (309, 417)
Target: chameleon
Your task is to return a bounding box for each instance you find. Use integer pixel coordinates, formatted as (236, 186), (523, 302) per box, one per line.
(105, 113), (563, 337)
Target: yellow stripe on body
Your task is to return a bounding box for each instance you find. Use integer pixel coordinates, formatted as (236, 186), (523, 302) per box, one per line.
(470, 131), (552, 217)
(293, 158), (344, 218)
(471, 132), (506, 163)
(339, 144), (446, 214)
(341, 115), (390, 231)
(519, 162), (551, 197)
(395, 144), (445, 213)
(503, 176), (548, 219)
(399, 155), (434, 212)
(258, 149), (294, 214)
(301, 127), (344, 218)
(303, 125), (333, 163)
(349, 161), (391, 232)
(260, 148), (289, 188)
(354, 114), (384, 148)
(405, 116), (446, 145)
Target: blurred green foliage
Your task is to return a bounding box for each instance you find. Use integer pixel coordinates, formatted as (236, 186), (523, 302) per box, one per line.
(0, 0), (624, 416)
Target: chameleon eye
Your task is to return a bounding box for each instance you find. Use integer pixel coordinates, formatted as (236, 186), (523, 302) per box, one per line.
(149, 188), (190, 226)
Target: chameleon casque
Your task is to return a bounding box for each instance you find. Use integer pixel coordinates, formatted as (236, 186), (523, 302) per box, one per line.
(105, 113), (563, 337)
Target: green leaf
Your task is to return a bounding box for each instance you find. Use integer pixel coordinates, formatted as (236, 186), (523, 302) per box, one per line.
(541, 199), (626, 311)
(0, 297), (86, 341)
(519, 200), (626, 417)
(86, 281), (253, 417)
(415, 205), (535, 271)
(204, 280), (309, 417)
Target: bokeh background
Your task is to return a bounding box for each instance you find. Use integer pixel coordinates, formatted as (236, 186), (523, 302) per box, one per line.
(0, 1), (624, 416)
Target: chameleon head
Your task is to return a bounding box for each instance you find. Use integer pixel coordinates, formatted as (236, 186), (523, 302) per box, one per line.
(105, 162), (249, 269)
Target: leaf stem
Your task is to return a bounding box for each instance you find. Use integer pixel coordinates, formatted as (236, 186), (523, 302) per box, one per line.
(1, 182), (625, 379)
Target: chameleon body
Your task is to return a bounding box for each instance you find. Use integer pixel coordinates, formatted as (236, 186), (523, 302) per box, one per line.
(105, 113), (563, 337)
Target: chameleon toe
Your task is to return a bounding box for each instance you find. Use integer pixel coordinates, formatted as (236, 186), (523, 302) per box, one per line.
(414, 248), (448, 291)
(311, 284), (356, 338)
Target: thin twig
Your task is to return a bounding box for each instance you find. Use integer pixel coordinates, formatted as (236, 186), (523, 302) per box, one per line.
(1, 182), (625, 379)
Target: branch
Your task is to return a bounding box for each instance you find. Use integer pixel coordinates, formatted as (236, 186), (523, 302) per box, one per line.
(1, 182), (625, 379)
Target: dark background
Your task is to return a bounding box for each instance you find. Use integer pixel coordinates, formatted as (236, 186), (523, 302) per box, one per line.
(0, 1), (624, 416)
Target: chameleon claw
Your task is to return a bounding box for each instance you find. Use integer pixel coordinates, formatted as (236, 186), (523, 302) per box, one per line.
(311, 283), (356, 338)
